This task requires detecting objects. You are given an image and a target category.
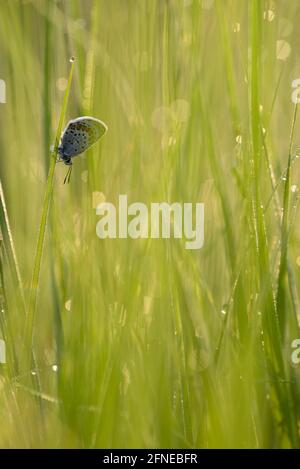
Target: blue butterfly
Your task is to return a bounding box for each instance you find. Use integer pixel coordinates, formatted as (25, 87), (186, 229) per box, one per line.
(57, 116), (107, 183)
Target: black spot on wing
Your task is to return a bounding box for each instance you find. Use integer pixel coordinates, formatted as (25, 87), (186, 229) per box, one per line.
(60, 117), (106, 158)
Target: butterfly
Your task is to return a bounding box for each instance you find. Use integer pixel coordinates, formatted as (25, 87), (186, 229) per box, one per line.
(57, 116), (107, 183)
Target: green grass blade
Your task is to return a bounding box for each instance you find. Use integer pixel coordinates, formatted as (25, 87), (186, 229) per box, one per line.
(25, 59), (75, 356)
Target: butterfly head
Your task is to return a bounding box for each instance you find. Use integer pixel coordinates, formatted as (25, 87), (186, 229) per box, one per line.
(57, 145), (72, 165)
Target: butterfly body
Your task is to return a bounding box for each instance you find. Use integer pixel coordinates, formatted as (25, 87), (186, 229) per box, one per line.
(58, 116), (107, 165)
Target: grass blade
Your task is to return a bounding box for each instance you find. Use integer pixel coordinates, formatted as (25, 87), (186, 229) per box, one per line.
(25, 59), (75, 357)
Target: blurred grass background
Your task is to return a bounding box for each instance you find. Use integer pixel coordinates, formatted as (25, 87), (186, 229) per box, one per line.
(1, 0), (300, 448)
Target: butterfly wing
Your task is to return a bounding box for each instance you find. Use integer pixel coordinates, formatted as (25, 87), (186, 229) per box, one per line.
(60, 116), (107, 159)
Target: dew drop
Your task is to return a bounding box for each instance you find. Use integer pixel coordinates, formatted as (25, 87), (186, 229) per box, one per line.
(276, 40), (291, 61)
(291, 184), (298, 193)
(233, 22), (240, 33)
(264, 10), (275, 22)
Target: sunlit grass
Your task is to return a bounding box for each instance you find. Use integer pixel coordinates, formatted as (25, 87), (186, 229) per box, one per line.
(0, 0), (300, 448)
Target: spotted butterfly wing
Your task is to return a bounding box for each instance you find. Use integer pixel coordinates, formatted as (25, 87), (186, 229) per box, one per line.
(59, 116), (107, 162)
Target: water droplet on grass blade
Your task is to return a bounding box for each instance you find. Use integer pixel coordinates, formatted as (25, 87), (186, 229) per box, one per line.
(276, 40), (291, 61)
(263, 10), (275, 22)
(291, 184), (298, 193)
(233, 23), (240, 33)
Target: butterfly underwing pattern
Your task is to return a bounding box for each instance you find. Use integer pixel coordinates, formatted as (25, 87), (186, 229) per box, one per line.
(58, 116), (107, 166)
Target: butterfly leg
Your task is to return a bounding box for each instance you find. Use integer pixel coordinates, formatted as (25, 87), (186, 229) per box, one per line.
(63, 163), (73, 184)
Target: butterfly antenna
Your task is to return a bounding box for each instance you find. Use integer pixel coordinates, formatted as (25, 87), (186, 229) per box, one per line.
(63, 166), (72, 184)
(68, 165), (73, 184)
